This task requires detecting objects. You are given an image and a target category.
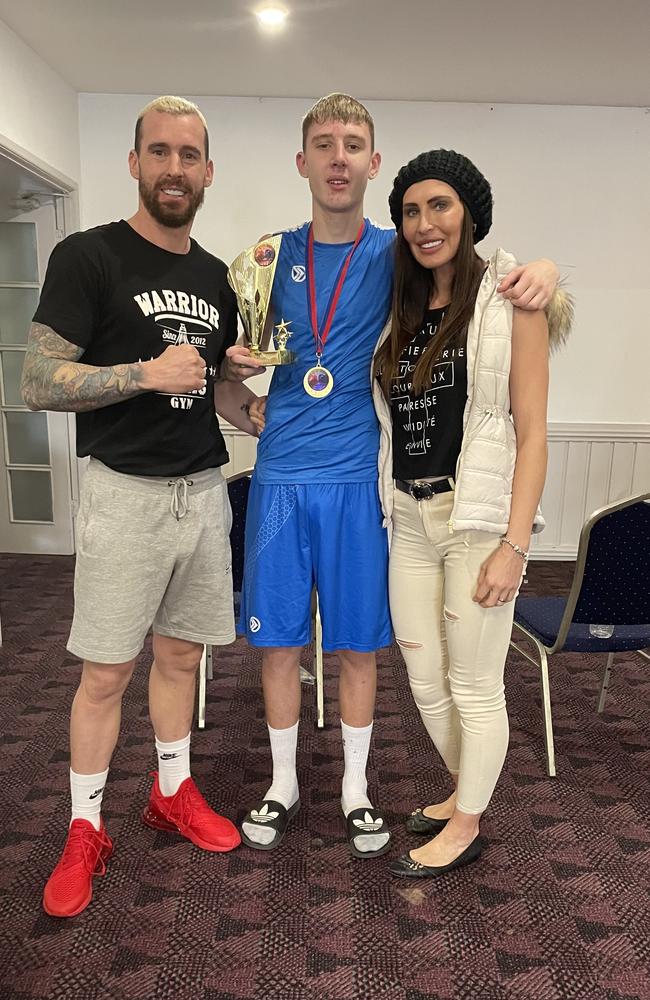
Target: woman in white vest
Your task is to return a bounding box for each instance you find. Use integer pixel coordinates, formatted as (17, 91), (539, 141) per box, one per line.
(372, 149), (563, 879)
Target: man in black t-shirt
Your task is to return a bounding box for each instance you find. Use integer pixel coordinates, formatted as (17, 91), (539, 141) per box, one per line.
(21, 96), (264, 919)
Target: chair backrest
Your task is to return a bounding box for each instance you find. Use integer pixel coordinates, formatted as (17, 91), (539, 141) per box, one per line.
(566, 492), (650, 627)
(227, 471), (253, 595)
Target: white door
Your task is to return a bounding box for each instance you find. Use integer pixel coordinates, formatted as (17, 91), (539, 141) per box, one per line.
(0, 199), (75, 554)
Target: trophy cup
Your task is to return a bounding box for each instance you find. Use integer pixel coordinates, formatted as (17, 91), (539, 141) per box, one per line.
(227, 235), (296, 365)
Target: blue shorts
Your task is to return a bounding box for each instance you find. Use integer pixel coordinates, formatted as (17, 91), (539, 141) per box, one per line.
(239, 477), (392, 652)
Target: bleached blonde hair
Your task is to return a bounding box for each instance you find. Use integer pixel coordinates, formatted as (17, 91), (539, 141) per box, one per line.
(134, 96), (209, 158)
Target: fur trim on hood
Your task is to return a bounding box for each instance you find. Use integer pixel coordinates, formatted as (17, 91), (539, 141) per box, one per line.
(546, 285), (574, 352)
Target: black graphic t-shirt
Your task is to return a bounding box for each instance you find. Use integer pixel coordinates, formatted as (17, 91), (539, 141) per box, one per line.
(390, 307), (468, 480)
(33, 221), (237, 477)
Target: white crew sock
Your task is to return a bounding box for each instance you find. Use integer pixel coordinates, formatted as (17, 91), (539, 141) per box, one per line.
(70, 768), (109, 831)
(341, 719), (389, 854)
(341, 719), (373, 814)
(242, 721), (299, 847)
(155, 732), (191, 797)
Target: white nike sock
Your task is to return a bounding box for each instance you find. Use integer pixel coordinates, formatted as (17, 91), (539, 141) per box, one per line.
(242, 721), (299, 846)
(341, 720), (389, 853)
(70, 768), (109, 831)
(155, 732), (191, 797)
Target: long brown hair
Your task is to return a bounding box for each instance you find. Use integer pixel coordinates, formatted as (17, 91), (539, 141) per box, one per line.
(375, 204), (484, 397)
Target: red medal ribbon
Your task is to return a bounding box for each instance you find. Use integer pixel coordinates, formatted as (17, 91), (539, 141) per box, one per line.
(306, 220), (365, 360)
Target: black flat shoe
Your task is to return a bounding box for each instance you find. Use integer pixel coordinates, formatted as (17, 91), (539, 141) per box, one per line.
(388, 836), (485, 879)
(405, 807), (449, 836)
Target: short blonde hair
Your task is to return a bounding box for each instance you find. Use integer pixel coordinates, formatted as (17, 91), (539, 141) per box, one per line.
(134, 96), (209, 158)
(301, 93), (374, 150)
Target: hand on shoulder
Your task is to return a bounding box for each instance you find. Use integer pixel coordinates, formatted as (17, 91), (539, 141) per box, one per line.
(498, 258), (559, 311)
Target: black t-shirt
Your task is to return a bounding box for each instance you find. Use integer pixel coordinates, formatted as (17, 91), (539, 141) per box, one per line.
(33, 221), (237, 477)
(390, 308), (468, 480)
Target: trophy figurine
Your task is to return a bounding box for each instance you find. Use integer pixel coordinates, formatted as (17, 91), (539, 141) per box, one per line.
(227, 235), (296, 365)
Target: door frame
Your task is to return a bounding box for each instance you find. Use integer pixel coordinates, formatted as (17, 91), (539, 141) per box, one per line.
(0, 131), (81, 552)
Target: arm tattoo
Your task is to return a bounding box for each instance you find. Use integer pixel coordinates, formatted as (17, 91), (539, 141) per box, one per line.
(21, 323), (148, 413)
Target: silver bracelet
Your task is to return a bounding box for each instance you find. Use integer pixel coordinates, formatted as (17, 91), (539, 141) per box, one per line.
(500, 536), (529, 561)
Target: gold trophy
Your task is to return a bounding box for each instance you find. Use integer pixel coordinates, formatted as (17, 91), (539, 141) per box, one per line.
(227, 235), (296, 365)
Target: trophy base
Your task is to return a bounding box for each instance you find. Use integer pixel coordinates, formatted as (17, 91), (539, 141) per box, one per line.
(252, 348), (296, 366)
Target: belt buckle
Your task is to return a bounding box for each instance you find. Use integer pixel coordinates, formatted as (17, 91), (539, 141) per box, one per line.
(409, 481), (433, 501)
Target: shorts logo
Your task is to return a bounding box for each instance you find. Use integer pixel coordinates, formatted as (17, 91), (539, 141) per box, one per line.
(291, 265), (306, 283)
(249, 616), (261, 633)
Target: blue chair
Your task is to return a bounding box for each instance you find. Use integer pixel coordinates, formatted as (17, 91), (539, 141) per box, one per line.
(197, 470), (251, 729)
(226, 470), (251, 622)
(197, 470), (324, 729)
(510, 491), (650, 777)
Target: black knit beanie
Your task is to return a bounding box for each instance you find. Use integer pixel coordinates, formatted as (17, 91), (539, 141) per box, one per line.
(388, 149), (492, 243)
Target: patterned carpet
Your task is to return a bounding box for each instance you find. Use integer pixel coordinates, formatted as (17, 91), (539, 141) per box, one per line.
(0, 555), (648, 1000)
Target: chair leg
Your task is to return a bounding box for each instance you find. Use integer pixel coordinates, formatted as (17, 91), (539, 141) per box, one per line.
(197, 645), (207, 730)
(510, 628), (556, 777)
(597, 652), (615, 713)
(300, 591), (317, 685)
(206, 643), (213, 681)
(314, 594), (324, 729)
(537, 644), (556, 778)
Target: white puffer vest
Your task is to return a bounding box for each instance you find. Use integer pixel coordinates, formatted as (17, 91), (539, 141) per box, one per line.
(371, 248), (545, 540)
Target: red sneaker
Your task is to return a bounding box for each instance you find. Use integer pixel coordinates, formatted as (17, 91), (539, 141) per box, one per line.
(42, 818), (113, 918)
(142, 773), (241, 852)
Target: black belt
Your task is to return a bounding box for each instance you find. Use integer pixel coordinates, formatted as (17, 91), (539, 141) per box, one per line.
(395, 478), (455, 501)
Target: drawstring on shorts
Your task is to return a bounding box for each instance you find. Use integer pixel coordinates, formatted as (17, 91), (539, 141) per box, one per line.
(168, 478), (194, 520)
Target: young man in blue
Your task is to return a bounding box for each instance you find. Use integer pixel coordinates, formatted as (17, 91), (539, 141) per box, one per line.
(237, 94), (559, 857)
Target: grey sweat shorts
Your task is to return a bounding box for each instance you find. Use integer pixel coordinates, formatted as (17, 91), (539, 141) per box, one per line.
(67, 458), (235, 664)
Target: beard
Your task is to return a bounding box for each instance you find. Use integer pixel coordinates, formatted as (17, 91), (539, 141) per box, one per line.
(139, 177), (205, 228)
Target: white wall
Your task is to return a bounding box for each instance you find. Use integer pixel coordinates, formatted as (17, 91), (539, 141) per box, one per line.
(0, 20), (80, 183)
(78, 94), (650, 424)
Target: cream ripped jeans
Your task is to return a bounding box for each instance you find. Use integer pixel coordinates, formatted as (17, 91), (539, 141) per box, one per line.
(389, 488), (516, 815)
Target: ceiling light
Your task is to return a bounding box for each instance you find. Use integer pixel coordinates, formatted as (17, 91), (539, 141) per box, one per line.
(256, 6), (288, 28)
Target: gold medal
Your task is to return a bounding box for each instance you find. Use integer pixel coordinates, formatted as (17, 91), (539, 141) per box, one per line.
(303, 364), (334, 398)
(303, 220), (364, 402)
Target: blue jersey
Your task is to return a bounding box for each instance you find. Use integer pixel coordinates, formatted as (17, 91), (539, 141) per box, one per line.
(255, 220), (395, 484)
